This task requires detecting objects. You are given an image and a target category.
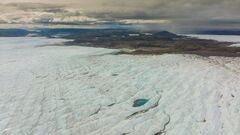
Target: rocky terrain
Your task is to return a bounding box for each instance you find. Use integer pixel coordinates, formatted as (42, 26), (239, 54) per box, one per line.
(1, 28), (240, 57)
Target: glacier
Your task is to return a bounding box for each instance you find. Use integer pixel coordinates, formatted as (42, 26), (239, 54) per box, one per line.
(187, 34), (240, 47)
(0, 37), (239, 135)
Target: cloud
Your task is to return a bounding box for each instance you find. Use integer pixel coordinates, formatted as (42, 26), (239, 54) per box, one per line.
(0, 3), (173, 25)
(0, 1), (240, 32)
(0, 4), (98, 24)
(119, 19), (172, 24)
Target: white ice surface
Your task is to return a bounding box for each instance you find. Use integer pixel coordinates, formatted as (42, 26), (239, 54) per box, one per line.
(187, 34), (240, 47)
(0, 37), (240, 135)
(228, 43), (240, 47)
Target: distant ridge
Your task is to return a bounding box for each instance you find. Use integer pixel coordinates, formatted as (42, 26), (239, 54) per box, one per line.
(0, 28), (179, 38)
(154, 31), (179, 38)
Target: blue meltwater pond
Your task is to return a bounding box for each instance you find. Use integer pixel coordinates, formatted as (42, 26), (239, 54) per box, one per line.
(133, 99), (149, 107)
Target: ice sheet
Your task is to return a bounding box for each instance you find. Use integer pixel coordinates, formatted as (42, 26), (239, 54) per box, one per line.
(187, 34), (240, 47)
(0, 37), (239, 135)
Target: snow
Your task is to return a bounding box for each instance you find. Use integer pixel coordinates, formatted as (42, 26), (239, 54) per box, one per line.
(187, 34), (240, 47)
(230, 44), (240, 47)
(0, 37), (240, 135)
(129, 34), (140, 37)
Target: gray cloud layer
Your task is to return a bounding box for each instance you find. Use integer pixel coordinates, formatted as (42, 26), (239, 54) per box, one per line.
(0, 0), (240, 32)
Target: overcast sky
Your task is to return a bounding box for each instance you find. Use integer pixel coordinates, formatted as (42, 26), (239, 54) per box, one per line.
(0, 0), (240, 32)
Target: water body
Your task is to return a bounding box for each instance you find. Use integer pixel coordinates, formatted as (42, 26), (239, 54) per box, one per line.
(133, 99), (149, 107)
